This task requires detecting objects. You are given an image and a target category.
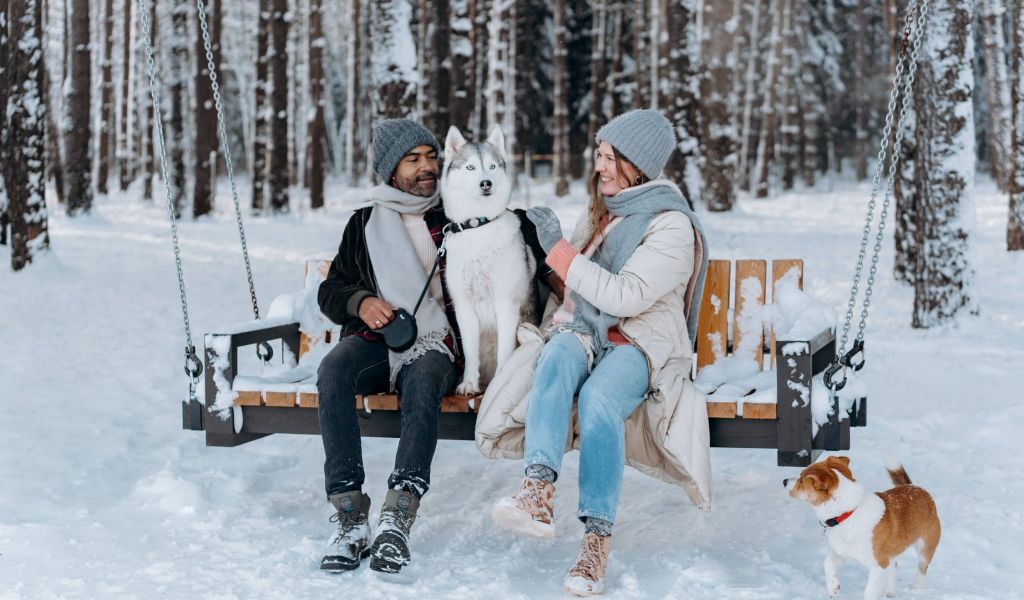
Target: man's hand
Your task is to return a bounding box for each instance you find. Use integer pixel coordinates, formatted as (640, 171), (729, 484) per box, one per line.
(358, 296), (395, 330)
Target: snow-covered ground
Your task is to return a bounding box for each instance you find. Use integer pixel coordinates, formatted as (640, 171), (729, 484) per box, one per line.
(1, 177), (1022, 599)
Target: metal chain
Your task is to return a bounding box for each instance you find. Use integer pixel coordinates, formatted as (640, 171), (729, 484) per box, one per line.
(855, 1), (929, 345)
(196, 0), (261, 322)
(137, 0), (203, 388)
(835, 0), (918, 360)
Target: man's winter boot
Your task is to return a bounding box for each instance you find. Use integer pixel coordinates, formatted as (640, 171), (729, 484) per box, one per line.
(320, 491), (372, 571)
(492, 477), (556, 539)
(563, 531), (612, 596)
(368, 489), (419, 574)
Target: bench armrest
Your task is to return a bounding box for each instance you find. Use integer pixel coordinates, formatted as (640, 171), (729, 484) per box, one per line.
(203, 321), (302, 416)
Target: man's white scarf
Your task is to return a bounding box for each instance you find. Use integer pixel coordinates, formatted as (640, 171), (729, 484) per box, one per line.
(363, 185), (454, 388)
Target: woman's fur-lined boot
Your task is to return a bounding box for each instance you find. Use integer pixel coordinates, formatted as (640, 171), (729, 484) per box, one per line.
(491, 477), (556, 539)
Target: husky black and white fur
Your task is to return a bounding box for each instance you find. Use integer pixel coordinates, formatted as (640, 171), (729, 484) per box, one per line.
(440, 126), (535, 396)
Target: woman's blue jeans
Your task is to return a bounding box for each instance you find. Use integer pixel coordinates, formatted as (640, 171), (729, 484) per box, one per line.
(523, 332), (649, 524)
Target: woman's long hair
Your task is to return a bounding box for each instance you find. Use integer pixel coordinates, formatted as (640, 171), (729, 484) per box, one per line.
(583, 145), (649, 242)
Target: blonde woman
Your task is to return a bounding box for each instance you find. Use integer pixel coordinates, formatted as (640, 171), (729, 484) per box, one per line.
(480, 109), (711, 596)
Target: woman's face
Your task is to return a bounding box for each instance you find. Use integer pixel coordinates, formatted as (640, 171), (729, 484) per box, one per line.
(594, 141), (627, 196)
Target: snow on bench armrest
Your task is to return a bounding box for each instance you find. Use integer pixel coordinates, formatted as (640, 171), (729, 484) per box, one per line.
(210, 316), (298, 336)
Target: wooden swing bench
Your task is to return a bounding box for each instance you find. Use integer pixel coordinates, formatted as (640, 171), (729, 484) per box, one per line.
(188, 257), (865, 467)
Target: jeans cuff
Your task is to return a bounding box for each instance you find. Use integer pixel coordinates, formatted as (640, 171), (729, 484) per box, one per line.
(523, 454), (561, 480)
(577, 508), (616, 524)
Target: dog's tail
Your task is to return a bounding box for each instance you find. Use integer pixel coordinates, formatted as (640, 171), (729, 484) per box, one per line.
(885, 456), (913, 486)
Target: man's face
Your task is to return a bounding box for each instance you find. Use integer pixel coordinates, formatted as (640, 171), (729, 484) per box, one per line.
(392, 145), (439, 197)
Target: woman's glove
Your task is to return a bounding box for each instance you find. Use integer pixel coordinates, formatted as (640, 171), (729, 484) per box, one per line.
(526, 206), (564, 253)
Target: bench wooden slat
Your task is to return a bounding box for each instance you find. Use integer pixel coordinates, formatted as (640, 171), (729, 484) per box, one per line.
(707, 401), (738, 419)
(733, 259), (767, 369)
(742, 403), (778, 420)
(236, 390), (263, 406)
(299, 391), (319, 408)
(696, 260), (731, 371)
(769, 259), (805, 368)
(265, 391), (297, 407)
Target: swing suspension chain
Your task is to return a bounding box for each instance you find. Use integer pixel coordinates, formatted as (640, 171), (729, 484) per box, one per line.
(828, 0), (929, 391)
(137, 0), (203, 385)
(196, 0), (261, 324)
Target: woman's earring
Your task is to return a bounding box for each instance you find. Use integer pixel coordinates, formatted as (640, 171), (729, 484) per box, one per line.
(634, 176), (643, 185)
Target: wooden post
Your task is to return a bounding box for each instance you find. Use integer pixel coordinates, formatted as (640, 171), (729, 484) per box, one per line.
(775, 339), (818, 466)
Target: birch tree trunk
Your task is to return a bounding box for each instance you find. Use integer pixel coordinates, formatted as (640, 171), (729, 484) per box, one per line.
(168, 3), (189, 217)
(980, 0), (1012, 190)
(912, 0), (975, 328)
(193, 0), (218, 217)
(1, 5), (9, 243)
(252, 0), (270, 211)
(697, 0), (736, 210)
(143, 0), (155, 201)
(344, 0), (361, 183)
(7, 0), (50, 270)
(553, 0), (570, 196)
(449, 0), (473, 135)
(470, 0), (490, 139)
(419, 0), (450, 138)
(854, 0), (869, 179)
(308, 0), (326, 209)
(753, 0), (783, 198)
(119, 1), (133, 191)
(798, 1), (821, 187)
(737, 0), (762, 190)
(65, 0), (92, 215)
(633, 0), (649, 109)
(96, 0), (114, 195)
(269, 0), (289, 212)
(587, 0), (607, 161)
(1009, 0), (1024, 250)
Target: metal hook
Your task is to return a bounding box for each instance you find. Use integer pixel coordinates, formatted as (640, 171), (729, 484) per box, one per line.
(256, 341), (274, 363)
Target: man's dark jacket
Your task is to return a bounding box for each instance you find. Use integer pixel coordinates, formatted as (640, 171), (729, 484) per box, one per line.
(318, 205), (550, 354)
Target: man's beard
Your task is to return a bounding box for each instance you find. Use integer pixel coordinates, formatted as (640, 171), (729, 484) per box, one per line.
(394, 173), (438, 197)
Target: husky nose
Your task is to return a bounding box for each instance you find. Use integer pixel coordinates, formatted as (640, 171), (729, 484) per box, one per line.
(480, 180), (492, 192)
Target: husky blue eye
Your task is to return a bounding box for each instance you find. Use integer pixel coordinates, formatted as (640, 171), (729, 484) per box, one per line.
(489, 164), (495, 170)
(466, 165), (475, 170)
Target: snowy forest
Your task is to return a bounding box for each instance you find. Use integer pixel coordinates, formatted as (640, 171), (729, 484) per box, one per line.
(2, 0), (1023, 329)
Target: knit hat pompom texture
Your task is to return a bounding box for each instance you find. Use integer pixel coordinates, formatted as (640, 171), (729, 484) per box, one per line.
(595, 109), (676, 179)
(371, 118), (441, 181)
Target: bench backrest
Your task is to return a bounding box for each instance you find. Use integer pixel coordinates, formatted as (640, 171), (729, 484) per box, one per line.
(301, 257), (805, 372)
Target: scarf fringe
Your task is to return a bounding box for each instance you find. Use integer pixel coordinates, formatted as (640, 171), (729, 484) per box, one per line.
(388, 328), (454, 390)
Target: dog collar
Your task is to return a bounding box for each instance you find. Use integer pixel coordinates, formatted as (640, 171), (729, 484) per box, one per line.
(450, 216), (493, 232)
(822, 509), (855, 528)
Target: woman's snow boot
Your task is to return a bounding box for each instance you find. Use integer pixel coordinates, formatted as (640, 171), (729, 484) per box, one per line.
(492, 477), (556, 539)
(563, 531), (612, 596)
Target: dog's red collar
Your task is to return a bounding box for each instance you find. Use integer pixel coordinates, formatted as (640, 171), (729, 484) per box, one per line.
(822, 510), (855, 528)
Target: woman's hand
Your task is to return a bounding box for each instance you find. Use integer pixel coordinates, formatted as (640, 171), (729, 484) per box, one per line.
(358, 296), (395, 330)
(526, 206), (565, 253)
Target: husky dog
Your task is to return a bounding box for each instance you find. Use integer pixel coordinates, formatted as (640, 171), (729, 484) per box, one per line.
(440, 126), (535, 396)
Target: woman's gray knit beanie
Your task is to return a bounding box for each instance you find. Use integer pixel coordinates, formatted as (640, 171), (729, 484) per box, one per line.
(371, 118), (440, 181)
(595, 109), (677, 179)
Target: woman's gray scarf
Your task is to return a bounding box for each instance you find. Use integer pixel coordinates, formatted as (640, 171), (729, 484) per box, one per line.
(563, 179), (709, 366)
(364, 184), (454, 387)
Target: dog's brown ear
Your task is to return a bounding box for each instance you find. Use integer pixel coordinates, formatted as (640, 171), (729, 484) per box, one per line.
(826, 455), (854, 480)
(806, 474), (826, 492)
(829, 456), (850, 467)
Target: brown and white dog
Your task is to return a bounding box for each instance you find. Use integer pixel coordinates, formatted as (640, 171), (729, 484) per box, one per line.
(785, 456), (941, 599)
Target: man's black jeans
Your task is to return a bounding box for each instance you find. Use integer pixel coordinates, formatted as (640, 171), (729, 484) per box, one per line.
(317, 335), (457, 499)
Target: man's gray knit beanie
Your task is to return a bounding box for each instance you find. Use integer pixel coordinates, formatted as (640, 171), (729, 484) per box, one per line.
(371, 118), (440, 182)
(595, 109), (676, 179)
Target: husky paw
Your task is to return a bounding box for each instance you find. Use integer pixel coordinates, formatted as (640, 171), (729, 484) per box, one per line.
(455, 380), (481, 397)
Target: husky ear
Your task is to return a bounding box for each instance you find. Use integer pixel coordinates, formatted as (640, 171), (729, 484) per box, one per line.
(486, 126), (507, 160)
(445, 126), (468, 159)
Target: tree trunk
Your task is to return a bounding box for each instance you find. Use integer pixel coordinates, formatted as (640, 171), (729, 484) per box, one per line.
(65, 0), (92, 215)
(371, 0), (417, 120)
(344, 0), (361, 183)
(193, 0), (218, 217)
(168, 3), (189, 217)
(737, 0), (762, 191)
(854, 0), (869, 180)
(1009, 0), (1024, 250)
(778, 0), (799, 190)
(912, 0), (975, 328)
(252, 0), (270, 211)
(308, 0), (326, 209)
(553, 0), (570, 196)
(269, 0), (289, 212)
(450, 0), (473, 135)
(143, 0), (156, 202)
(698, 0), (736, 210)
(797, 1), (821, 187)
(980, 0), (1012, 190)
(586, 0), (607, 162)
(1, 4), (9, 240)
(486, 0), (515, 154)
(470, 0), (491, 140)
(753, 0), (783, 198)
(419, 0), (450, 138)
(633, 0), (649, 109)
(119, 1), (133, 191)
(96, 0), (114, 194)
(7, 0), (50, 270)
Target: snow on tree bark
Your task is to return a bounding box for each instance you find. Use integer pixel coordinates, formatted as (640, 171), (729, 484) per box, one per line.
(64, 0), (92, 215)
(252, 0), (270, 211)
(7, 0), (50, 270)
(586, 0), (607, 163)
(344, 0), (362, 183)
(308, 0), (326, 209)
(449, 0), (474, 136)
(778, 0), (799, 190)
(980, 0), (1012, 191)
(193, 0), (219, 217)
(269, 0), (289, 211)
(663, 0), (699, 207)
(753, 0), (783, 198)
(167, 2), (189, 217)
(697, 0), (736, 210)
(736, 0), (762, 191)
(371, 0), (417, 120)
(553, 0), (570, 197)
(633, 0), (650, 109)
(854, 0), (869, 180)
(417, 0), (450, 139)
(1, 5), (9, 242)
(1009, 0), (1024, 250)
(119, 0), (133, 192)
(96, 0), (114, 195)
(912, 0), (976, 328)
(486, 0), (515, 156)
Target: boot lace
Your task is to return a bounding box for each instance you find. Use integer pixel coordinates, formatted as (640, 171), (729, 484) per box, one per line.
(569, 533), (609, 582)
